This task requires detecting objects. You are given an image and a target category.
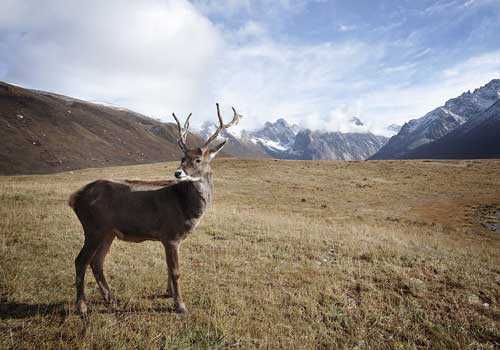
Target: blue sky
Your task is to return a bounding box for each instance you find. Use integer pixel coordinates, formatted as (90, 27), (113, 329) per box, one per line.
(1, 0), (500, 134)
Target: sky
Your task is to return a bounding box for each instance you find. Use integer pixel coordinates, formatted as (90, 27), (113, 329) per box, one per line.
(1, 0), (500, 135)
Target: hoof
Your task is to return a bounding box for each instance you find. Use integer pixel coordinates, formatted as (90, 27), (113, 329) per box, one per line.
(175, 302), (188, 314)
(76, 300), (88, 316)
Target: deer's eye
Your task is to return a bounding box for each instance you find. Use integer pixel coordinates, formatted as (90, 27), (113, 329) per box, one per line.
(195, 159), (201, 163)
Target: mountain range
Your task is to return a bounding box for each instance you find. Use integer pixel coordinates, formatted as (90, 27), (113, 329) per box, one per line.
(2, 81), (388, 174)
(371, 79), (500, 159)
(199, 117), (389, 161)
(402, 99), (500, 159)
(2, 78), (499, 175)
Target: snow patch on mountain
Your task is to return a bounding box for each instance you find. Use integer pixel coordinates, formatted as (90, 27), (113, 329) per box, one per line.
(246, 118), (300, 152)
(251, 137), (288, 152)
(199, 114), (388, 160)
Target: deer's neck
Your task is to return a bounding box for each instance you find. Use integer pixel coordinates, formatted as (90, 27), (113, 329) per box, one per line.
(174, 173), (213, 220)
(194, 172), (213, 208)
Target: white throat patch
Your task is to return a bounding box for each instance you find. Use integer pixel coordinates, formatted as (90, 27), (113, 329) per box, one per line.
(175, 169), (201, 182)
(178, 176), (201, 182)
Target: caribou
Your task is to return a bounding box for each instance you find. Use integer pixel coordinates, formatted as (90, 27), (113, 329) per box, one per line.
(68, 104), (241, 315)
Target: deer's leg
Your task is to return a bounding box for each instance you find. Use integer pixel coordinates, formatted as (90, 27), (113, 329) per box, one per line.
(164, 241), (187, 314)
(75, 236), (100, 316)
(166, 274), (173, 298)
(90, 233), (115, 304)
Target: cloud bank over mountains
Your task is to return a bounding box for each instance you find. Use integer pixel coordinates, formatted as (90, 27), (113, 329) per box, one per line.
(1, 0), (499, 133)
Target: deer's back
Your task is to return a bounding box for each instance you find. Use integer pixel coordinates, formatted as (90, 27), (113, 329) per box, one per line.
(69, 180), (187, 240)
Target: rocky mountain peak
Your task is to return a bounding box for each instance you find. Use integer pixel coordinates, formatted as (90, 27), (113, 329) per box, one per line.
(371, 78), (500, 159)
(275, 118), (289, 127)
(387, 124), (402, 134)
(350, 117), (364, 126)
(239, 116), (388, 160)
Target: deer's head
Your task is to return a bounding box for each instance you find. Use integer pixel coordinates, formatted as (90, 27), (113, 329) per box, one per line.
(172, 103), (241, 181)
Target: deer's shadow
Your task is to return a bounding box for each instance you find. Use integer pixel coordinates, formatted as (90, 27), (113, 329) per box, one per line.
(0, 300), (68, 320)
(0, 298), (176, 321)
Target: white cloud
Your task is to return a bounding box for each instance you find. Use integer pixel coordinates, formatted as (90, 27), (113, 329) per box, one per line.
(302, 103), (371, 133)
(337, 24), (356, 32)
(236, 21), (268, 40)
(353, 50), (500, 130)
(1, 0), (499, 137)
(191, 0), (308, 17)
(191, 0), (252, 16)
(211, 35), (384, 133)
(1, 0), (221, 119)
(463, 0), (476, 7)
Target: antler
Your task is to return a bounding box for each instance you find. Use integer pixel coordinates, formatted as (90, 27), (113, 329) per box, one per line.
(172, 112), (192, 152)
(203, 103), (242, 148)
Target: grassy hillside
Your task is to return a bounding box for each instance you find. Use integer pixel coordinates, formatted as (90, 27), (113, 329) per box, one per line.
(0, 81), (265, 175)
(0, 160), (499, 349)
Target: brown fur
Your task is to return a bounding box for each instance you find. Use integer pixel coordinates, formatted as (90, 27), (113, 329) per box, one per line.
(123, 179), (176, 187)
(68, 188), (83, 209)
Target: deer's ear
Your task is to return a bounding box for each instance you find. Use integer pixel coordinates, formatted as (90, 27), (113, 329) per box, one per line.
(208, 140), (227, 160)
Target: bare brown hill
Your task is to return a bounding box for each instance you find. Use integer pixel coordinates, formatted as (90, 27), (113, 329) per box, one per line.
(0, 81), (266, 175)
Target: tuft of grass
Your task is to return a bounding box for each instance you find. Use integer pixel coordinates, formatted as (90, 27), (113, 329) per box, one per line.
(1, 159), (499, 349)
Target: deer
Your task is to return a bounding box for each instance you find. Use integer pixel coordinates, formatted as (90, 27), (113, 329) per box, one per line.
(68, 103), (241, 316)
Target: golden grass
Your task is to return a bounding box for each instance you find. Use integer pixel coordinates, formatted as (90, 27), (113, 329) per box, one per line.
(0, 159), (499, 349)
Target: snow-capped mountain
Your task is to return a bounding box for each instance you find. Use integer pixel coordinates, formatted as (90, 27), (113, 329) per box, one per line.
(200, 117), (388, 160)
(247, 117), (387, 160)
(371, 79), (500, 159)
(199, 118), (300, 158)
(288, 129), (388, 160)
(245, 118), (300, 157)
(198, 121), (269, 159)
(402, 99), (500, 159)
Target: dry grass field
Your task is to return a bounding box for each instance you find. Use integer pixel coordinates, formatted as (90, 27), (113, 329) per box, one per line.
(0, 159), (499, 349)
